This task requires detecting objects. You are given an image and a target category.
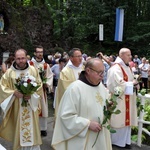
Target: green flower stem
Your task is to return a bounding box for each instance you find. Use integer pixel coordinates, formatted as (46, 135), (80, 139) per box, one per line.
(21, 97), (28, 107)
(92, 89), (122, 148)
(92, 117), (101, 148)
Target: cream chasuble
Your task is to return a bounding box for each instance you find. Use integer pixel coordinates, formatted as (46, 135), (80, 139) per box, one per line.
(54, 65), (83, 117)
(0, 64), (42, 150)
(30, 58), (53, 117)
(52, 80), (112, 150)
(107, 57), (138, 128)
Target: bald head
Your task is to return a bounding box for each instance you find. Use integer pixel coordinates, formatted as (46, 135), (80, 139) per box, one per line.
(84, 58), (104, 85)
(119, 48), (130, 57)
(14, 49), (27, 57)
(119, 48), (132, 64)
(85, 58), (103, 69)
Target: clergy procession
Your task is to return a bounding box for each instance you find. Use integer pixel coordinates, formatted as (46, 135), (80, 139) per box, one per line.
(0, 46), (150, 150)
(1, 0), (150, 148)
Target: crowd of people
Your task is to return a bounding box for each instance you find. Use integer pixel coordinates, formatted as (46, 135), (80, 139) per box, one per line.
(0, 46), (149, 149)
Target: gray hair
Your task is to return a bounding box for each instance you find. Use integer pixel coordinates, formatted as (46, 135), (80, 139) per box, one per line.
(85, 58), (102, 69)
(68, 48), (81, 57)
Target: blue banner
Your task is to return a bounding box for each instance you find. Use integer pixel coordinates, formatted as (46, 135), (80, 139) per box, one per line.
(115, 8), (124, 41)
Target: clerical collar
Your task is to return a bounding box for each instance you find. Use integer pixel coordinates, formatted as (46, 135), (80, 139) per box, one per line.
(79, 71), (100, 87)
(115, 57), (130, 67)
(66, 60), (83, 69)
(13, 62), (29, 70)
(126, 63), (129, 66)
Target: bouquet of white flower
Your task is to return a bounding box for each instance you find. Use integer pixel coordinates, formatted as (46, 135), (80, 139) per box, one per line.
(15, 73), (40, 107)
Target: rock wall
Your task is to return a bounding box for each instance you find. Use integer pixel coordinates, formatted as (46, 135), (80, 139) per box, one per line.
(0, 1), (54, 64)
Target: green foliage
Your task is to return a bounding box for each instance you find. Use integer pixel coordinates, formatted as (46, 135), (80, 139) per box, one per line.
(15, 82), (40, 95)
(23, 0), (31, 6)
(144, 101), (150, 131)
(24, 37), (34, 55)
(53, 47), (64, 54)
(131, 134), (138, 142)
(103, 94), (121, 132)
(132, 94), (150, 143)
(4, 0), (150, 55)
(136, 97), (144, 115)
(139, 88), (147, 96)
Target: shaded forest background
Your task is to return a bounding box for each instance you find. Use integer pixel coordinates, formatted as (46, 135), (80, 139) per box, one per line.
(0, 0), (150, 63)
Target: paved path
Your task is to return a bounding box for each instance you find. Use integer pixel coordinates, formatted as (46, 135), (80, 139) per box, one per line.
(0, 117), (150, 150)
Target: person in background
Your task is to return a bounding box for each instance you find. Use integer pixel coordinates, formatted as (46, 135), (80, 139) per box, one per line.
(133, 55), (141, 65)
(54, 52), (62, 64)
(132, 62), (141, 75)
(50, 52), (62, 66)
(0, 49), (42, 150)
(132, 61), (142, 94)
(54, 48), (84, 117)
(109, 55), (116, 65)
(1, 55), (14, 74)
(107, 48), (138, 149)
(63, 52), (69, 63)
(51, 58), (66, 92)
(26, 55), (31, 62)
(146, 59), (149, 65)
(96, 52), (111, 87)
(148, 64), (150, 90)
(30, 45), (53, 136)
(0, 14), (4, 34)
(102, 58), (110, 87)
(97, 52), (115, 67)
(51, 58), (112, 150)
(139, 57), (149, 92)
(129, 56), (134, 68)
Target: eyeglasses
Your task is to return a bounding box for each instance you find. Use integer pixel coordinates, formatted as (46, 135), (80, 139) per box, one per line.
(36, 51), (43, 53)
(72, 55), (82, 58)
(89, 67), (104, 76)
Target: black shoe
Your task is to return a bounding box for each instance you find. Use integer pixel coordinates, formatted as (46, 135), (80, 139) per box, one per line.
(125, 144), (132, 149)
(112, 144), (130, 149)
(41, 130), (47, 136)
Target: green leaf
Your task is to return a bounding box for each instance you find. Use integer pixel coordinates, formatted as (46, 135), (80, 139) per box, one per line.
(140, 89), (146, 96)
(107, 125), (111, 130)
(102, 118), (108, 125)
(20, 85), (27, 94)
(110, 129), (116, 133)
(114, 109), (121, 114)
(26, 83), (32, 93)
(131, 135), (138, 142)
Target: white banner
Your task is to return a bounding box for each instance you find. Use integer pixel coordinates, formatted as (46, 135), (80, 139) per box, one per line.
(99, 24), (104, 41)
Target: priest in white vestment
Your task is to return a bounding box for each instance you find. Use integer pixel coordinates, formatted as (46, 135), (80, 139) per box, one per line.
(52, 58), (112, 150)
(0, 49), (42, 150)
(107, 48), (138, 149)
(54, 48), (84, 117)
(30, 46), (53, 136)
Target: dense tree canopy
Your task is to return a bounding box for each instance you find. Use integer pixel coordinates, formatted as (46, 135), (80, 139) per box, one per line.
(1, 0), (150, 57)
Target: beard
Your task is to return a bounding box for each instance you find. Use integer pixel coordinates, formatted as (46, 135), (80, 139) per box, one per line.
(36, 55), (43, 59)
(16, 62), (27, 69)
